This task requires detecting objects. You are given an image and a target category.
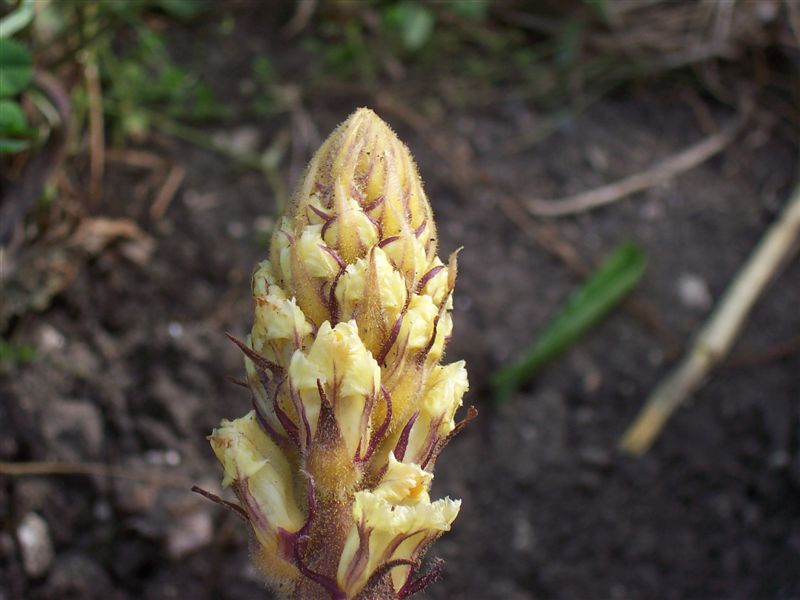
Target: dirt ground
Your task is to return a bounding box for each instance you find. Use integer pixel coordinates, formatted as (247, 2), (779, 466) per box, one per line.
(2, 6), (800, 600)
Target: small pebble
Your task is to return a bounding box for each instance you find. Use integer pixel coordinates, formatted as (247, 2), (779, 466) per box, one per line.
(677, 273), (712, 311)
(512, 513), (534, 552)
(254, 216), (274, 233)
(183, 190), (219, 211)
(164, 449), (181, 466)
(227, 221), (246, 239)
(213, 126), (260, 155)
(769, 450), (790, 469)
(168, 322), (184, 339)
(585, 144), (609, 172)
(579, 446), (612, 469)
(93, 500), (112, 521)
(144, 448), (182, 467)
(16, 512), (54, 578)
(38, 325), (65, 352)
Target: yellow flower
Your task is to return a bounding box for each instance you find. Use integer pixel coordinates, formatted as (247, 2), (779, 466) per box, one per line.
(399, 361), (469, 467)
(337, 454), (460, 597)
(288, 320), (381, 458)
(334, 247), (408, 343)
(209, 411), (305, 575)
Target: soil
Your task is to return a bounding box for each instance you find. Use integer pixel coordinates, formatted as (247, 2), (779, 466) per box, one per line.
(2, 6), (799, 600)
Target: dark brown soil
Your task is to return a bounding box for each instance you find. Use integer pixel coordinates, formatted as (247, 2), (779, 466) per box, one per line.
(2, 6), (799, 600)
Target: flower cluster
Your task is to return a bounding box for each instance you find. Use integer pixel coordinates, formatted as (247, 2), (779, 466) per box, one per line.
(201, 109), (473, 599)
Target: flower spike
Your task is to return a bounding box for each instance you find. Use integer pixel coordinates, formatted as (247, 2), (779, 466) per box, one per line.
(202, 109), (472, 599)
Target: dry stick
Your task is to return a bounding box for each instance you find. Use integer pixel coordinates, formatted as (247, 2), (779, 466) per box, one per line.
(527, 115), (747, 217)
(725, 333), (800, 368)
(281, 0), (318, 38)
(786, 0), (800, 45)
(150, 163), (186, 220)
(495, 194), (591, 276)
(105, 148), (166, 170)
(620, 184), (800, 455)
(0, 461), (192, 490)
(84, 52), (105, 205)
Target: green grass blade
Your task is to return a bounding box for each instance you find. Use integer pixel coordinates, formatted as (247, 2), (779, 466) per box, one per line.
(492, 242), (647, 404)
(0, 0), (35, 39)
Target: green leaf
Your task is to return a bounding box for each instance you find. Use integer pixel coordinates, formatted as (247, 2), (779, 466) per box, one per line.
(492, 242), (647, 404)
(403, 5), (434, 51)
(0, 338), (36, 365)
(252, 56), (275, 85)
(0, 0), (36, 39)
(449, 0), (490, 21)
(385, 2), (435, 51)
(0, 37), (33, 97)
(0, 137), (29, 153)
(0, 98), (29, 133)
(0, 98), (32, 153)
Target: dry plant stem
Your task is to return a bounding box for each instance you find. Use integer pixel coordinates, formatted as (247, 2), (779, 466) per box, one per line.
(281, 0), (318, 37)
(787, 0), (800, 43)
(620, 184), (800, 455)
(0, 461), (191, 489)
(150, 163), (186, 219)
(83, 51), (105, 205)
(105, 148), (166, 170)
(725, 334), (800, 368)
(495, 194), (591, 275)
(527, 115), (746, 217)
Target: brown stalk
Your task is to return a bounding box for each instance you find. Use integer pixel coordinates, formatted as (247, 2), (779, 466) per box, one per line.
(0, 461), (191, 489)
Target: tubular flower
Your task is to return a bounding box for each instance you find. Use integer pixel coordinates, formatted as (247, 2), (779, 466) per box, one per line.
(200, 108), (474, 599)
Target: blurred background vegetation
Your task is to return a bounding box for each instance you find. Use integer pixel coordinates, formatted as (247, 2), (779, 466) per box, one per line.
(3, 0), (797, 346)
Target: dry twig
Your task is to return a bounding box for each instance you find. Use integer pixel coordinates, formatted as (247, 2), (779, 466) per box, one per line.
(105, 148), (166, 170)
(0, 461), (191, 489)
(150, 163), (186, 219)
(281, 0), (317, 38)
(527, 114), (747, 217)
(495, 194), (591, 275)
(620, 183), (800, 455)
(725, 334), (800, 368)
(83, 52), (105, 205)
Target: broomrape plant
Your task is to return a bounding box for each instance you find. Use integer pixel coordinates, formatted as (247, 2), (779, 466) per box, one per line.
(198, 109), (474, 599)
